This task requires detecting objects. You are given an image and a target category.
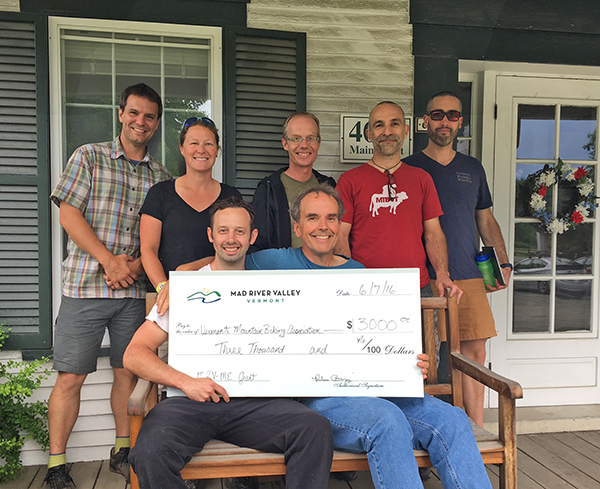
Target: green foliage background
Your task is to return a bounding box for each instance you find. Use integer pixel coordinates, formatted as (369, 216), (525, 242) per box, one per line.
(0, 325), (50, 482)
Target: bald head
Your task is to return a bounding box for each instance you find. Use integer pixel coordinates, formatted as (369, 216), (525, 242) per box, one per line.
(369, 101), (406, 125)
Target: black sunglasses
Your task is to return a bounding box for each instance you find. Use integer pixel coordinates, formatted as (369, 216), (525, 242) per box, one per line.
(182, 116), (216, 129)
(428, 110), (462, 122)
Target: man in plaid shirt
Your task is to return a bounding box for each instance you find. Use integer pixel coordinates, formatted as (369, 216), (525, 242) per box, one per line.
(44, 84), (171, 489)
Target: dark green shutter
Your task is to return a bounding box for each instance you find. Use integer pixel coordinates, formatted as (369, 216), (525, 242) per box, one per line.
(224, 27), (306, 200)
(0, 14), (51, 352)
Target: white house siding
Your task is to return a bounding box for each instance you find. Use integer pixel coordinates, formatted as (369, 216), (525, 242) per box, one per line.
(0, 0), (19, 12)
(0, 351), (116, 465)
(247, 0), (414, 180)
(18, 357), (118, 465)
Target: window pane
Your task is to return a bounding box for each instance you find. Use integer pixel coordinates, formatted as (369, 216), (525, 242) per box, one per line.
(456, 140), (470, 155)
(574, 255), (593, 275)
(64, 40), (112, 104)
(515, 163), (554, 218)
(559, 106), (597, 161)
(145, 130), (163, 170)
(457, 82), (471, 138)
(513, 284), (550, 333)
(516, 105), (555, 160)
(164, 47), (209, 110)
(115, 44), (161, 101)
(114, 32), (162, 43)
(66, 73), (112, 105)
(163, 36), (210, 47)
(65, 107), (113, 157)
(557, 223), (593, 267)
(115, 43), (162, 75)
(163, 112), (189, 177)
(64, 29), (113, 39)
(514, 223), (551, 265)
(555, 285), (592, 331)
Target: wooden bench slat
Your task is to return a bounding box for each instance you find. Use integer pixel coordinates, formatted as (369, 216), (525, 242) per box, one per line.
(179, 431), (505, 474)
(424, 384), (452, 396)
(181, 463), (287, 480)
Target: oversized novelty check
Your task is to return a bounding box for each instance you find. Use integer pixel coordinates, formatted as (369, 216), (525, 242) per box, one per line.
(168, 268), (424, 398)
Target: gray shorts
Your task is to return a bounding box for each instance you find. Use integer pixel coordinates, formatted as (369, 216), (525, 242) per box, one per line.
(53, 296), (145, 374)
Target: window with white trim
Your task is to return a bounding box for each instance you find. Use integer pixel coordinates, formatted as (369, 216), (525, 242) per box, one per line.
(49, 17), (222, 178)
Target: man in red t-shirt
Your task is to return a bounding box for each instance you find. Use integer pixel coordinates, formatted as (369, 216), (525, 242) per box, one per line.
(336, 101), (461, 300)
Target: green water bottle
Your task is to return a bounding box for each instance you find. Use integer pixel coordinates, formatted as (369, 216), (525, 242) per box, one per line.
(476, 252), (496, 289)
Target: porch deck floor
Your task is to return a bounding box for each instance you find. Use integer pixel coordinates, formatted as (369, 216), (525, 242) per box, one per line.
(2, 431), (599, 489)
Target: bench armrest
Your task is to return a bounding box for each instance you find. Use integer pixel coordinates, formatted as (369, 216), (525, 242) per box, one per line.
(128, 378), (156, 416)
(451, 352), (523, 400)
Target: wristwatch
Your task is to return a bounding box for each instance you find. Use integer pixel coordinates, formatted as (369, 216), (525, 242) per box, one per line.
(500, 263), (513, 270)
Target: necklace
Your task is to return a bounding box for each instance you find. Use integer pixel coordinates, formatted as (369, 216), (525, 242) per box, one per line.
(369, 159), (399, 201)
(369, 158), (401, 173)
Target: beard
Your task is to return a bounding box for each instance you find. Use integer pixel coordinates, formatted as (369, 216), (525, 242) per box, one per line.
(373, 135), (402, 156)
(427, 125), (458, 147)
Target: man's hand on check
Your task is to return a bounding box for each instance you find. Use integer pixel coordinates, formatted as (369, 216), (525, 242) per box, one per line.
(182, 378), (230, 403)
(417, 353), (430, 380)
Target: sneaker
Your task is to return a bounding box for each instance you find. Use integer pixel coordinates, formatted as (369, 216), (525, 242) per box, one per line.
(224, 477), (259, 489)
(109, 447), (130, 482)
(419, 466), (432, 481)
(43, 465), (76, 488)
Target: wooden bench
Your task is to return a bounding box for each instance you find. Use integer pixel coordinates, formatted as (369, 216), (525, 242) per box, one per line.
(129, 290), (523, 488)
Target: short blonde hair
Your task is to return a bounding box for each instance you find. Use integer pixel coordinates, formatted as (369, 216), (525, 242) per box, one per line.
(282, 112), (321, 139)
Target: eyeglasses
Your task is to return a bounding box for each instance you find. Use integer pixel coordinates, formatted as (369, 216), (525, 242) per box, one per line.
(284, 136), (320, 144)
(428, 110), (462, 122)
(182, 116), (216, 129)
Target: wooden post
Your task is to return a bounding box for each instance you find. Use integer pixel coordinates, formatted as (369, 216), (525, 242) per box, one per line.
(129, 414), (144, 489)
(445, 290), (463, 408)
(498, 395), (517, 489)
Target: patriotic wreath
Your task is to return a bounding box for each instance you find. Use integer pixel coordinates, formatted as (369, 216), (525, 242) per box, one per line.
(529, 158), (598, 234)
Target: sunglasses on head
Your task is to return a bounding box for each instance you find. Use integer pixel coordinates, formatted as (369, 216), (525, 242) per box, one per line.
(428, 110), (462, 122)
(182, 116), (216, 129)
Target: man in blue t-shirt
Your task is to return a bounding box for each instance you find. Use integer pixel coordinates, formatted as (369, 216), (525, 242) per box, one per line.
(404, 91), (512, 426)
(247, 184), (492, 489)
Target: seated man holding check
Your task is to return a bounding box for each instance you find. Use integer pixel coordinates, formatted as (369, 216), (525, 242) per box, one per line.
(123, 198), (334, 489)
(168, 185), (492, 489)
(246, 184), (492, 489)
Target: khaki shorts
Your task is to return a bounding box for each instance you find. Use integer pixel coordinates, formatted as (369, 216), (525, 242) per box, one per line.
(432, 278), (497, 342)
